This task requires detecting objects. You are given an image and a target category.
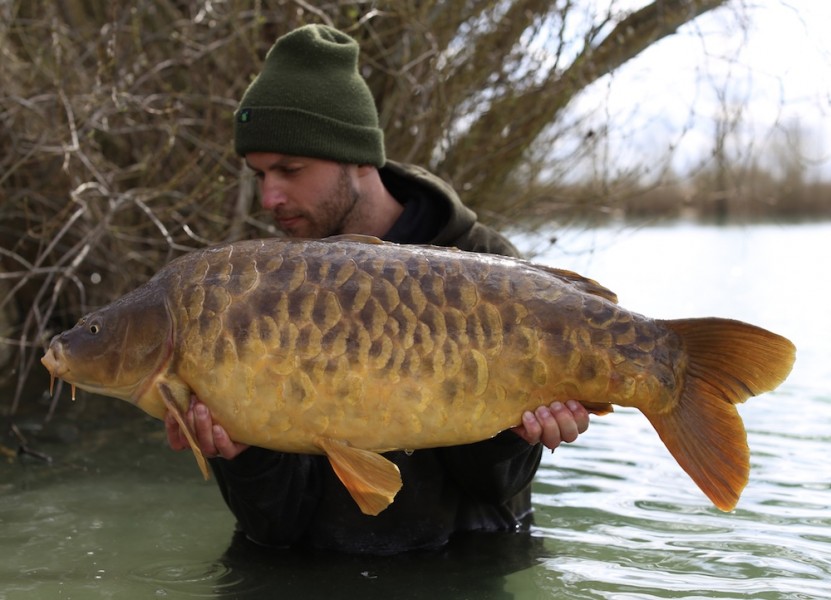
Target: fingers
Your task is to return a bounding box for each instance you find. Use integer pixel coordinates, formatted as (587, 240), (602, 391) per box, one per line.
(212, 424), (250, 460)
(164, 394), (249, 460)
(512, 400), (590, 451)
(511, 410), (543, 445)
(568, 400), (590, 435)
(192, 401), (217, 456)
(164, 411), (189, 451)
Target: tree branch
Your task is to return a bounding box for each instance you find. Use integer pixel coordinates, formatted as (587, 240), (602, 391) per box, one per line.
(438, 0), (728, 205)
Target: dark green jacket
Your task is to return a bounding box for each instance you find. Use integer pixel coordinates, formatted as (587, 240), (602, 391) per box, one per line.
(380, 161), (521, 256)
(210, 162), (541, 555)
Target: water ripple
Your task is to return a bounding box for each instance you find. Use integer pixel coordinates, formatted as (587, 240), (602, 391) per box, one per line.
(129, 560), (231, 584)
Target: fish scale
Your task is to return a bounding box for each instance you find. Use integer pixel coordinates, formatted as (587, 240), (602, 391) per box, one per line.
(41, 234), (795, 516)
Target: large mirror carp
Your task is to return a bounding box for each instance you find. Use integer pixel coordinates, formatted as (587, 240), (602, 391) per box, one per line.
(42, 235), (795, 515)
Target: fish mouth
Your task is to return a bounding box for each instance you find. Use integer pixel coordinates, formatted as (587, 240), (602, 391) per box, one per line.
(41, 343), (75, 399)
(41, 345), (67, 378)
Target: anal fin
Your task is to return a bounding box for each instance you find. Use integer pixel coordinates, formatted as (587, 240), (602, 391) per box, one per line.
(317, 437), (402, 516)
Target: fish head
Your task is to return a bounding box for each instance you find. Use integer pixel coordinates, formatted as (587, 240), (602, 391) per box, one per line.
(41, 290), (173, 403)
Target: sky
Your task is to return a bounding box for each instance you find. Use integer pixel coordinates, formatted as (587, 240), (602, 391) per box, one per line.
(557, 0), (831, 181)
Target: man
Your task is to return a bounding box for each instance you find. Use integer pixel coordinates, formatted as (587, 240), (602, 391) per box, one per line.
(166, 24), (589, 554)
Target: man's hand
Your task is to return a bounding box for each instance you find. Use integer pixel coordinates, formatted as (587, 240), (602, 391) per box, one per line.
(511, 400), (589, 451)
(165, 395), (249, 460)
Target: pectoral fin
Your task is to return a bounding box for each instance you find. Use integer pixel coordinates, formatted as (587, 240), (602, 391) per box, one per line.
(159, 383), (210, 481)
(580, 401), (614, 416)
(317, 438), (402, 516)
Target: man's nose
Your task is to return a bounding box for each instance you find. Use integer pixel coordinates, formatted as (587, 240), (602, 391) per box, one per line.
(260, 181), (287, 210)
(261, 193), (287, 210)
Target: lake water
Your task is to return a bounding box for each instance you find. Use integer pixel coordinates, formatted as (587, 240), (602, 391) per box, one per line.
(1, 222), (829, 599)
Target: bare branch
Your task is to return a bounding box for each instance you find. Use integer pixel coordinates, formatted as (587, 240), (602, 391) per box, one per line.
(438, 0), (728, 204)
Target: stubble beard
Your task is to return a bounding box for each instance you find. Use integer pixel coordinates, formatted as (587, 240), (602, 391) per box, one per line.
(279, 166), (361, 239)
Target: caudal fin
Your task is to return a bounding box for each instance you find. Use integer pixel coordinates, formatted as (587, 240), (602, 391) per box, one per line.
(645, 318), (795, 511)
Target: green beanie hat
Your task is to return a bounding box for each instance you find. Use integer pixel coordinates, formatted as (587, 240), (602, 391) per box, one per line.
(234, 25), (385, 166)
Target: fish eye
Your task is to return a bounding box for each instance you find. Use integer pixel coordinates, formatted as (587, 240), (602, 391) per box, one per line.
(89, 323), (101, 335)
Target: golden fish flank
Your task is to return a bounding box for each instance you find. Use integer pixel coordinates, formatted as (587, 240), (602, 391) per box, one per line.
(41, 235), (796, 517)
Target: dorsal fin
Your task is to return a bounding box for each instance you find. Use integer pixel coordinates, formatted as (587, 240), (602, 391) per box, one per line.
(535, 266), (619, 303)
(321, 234), (618, 303)
(323, 234), (384, 245)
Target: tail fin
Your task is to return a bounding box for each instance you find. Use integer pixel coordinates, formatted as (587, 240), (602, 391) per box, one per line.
(645, 318), (795, 511)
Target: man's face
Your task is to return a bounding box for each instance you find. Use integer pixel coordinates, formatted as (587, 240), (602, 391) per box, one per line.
(245, 152), (361, 239)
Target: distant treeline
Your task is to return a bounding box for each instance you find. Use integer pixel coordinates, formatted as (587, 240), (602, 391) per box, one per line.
(516, 167), (831, 226)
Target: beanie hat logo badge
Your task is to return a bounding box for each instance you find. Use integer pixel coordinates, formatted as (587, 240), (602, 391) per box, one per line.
(238, 108), (252, 123)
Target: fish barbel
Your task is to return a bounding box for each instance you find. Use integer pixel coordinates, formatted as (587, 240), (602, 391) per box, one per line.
(41, 235), (795, 515)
